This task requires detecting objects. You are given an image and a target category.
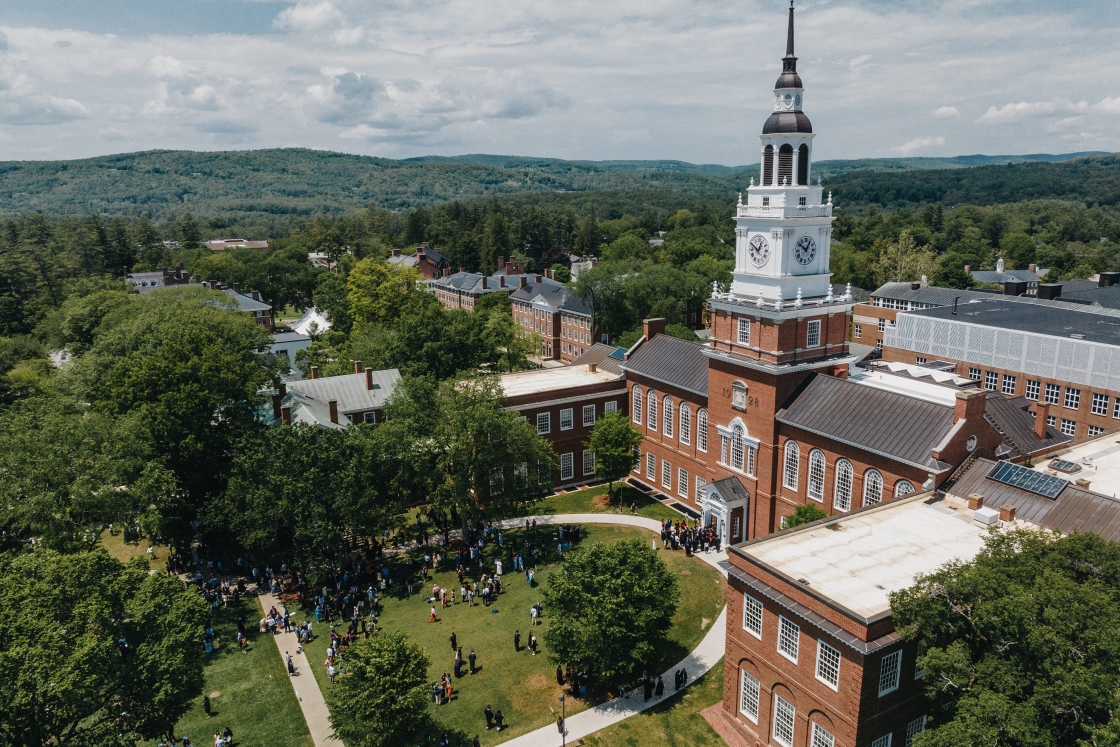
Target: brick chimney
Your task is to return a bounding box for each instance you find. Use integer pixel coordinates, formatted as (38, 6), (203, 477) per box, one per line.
(519, 276), (527, 289)
(251, 290), (260, 301)
(535, 275), (542, 283)
(967, 493), (984, 510)
(365, 367), (374, 390)
(1031, 402), (1049, 438)
(272, 392), (283, 420)
(278, 382), (287, 398)
(588, 363), (597, 373)
(328, 399), (339, 424)
(208, 280), (219, 290)
(310, 366), (320, 379)
(391, 248), (401, 257)
(281, 405), (292, 425)
(964, 265), (971, 275)
(999, 504), (1016, 523)
(498, 256), (506, 271)
(232, 282), (241, 292)
(954, 388), (987, 422)
(499, 276), (506, 288)
(643, 318), (667, 341)
(354, 360), (364, 374)
(1028, 263), (1037, 274)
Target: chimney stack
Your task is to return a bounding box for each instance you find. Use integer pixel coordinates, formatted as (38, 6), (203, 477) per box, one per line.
(999, 504), (1016, 523)
(272, 392), (283, 420)
(498, 256), (506, 271)
(281, 405), (292, 425)
(481, 277), (488, 290)
(588, 363), (597, 373)
(365, 367), (374, 390)
(643, 318), (667, 341)
(310, 366), (320, 379)
(1099, 272), (1120, 287)
(328, 399), (339, 424)
(534, 274), (542, 283)
(1075, 477), (1092, 488)
(279, 382), (287, 398)
(964, 265), (971, 275)
(1031, 402), (1049, 439)
(967, 493), (984, 510)
(232, 282), (241, 292)
(1038, 283), (1062, 300)
(519, 276), (527, 289)
(251, 290), (260, 301)
(954, 388), (987, 422)
(1028, 263), (1037, 274)
(499, 276), (506, 288)
(391, 248), (401, 257)
(354, 360), (364, 374)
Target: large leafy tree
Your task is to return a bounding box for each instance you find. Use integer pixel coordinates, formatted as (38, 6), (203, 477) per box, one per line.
(543, 539), (679, 684)
(586, 411), (642, 501)
(891, 529), (1120, 747)
(326, 630), (431, 747)
(346, 258), (424, 326)
(0, 549), (208, 746)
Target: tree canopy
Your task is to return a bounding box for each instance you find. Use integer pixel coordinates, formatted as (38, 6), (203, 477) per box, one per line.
(586, 410), (643, 500)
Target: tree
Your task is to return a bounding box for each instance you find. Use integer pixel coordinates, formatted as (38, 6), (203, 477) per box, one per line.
(872, 230), (936, 287)
(177, 213), (202, 250)
(312, 270), (353, 334)
(346, 258), (423, 325)
(0, 549), (208, 746)
(480, 209), (512, 274)
(782, 503), (828, 529)
(586, 411), (642, 501)
(325, 631), (431, 747)
(891, 530), (1120, 747)
(543, 539), (679, 684)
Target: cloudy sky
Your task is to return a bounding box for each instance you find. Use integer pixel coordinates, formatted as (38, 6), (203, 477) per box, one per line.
(0, 0), (1117, 164)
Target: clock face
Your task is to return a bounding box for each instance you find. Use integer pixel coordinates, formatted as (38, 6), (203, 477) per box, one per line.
(748, 235), (770, 266)
(794, 236), (817, 265)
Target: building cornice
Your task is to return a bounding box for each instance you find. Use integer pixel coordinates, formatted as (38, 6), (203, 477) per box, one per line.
(704, 346), (859, 376)
(504, 387), (628, 412)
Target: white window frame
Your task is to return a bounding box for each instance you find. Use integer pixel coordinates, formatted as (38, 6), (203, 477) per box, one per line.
(807, 449), (826, 502)
(537, 412), (551, 434)
(582, 404), (596, 427)
(560, 408), (574, 431)
(739, 669), (760, 723)
(810, 723), (835, 747)
(731, 425), (746, 473)
(854, 324), (862, 339)
(1092, 392), (1109, 416)
(905, 717), (926, 747)
(695, 475), (706, 499)
(834, 459), (853, 512)
(1001, 374), (1017, 395)
(677, 467), (688, 497)
(582, 449), (595, 477)
(1065, 387), (1081, 410)
(895, 480), (915, 498)
(604, 400), (617, 414)
(772, 696), (796, 747)
(1025, 379), (1040, 400)
(871, 735), (893, 747)
(632, 386), (642, 424)
(647, 392), (658, 430)
(742, 594), (763, 638)
(806, 319), (821, 348)
(1044, 382), (1060, 404)
(679, 402), (691, 445)
(661, 459), (671, 489)
(697, 409), (708, 452)
(783, 441), (800, 490)
(663, 396), (674, 437)
(1061, 418), (1076, 437)
(1089, 424), (1104, 437)
(363, 411), (376, 424)
(863, 469), (884, 507)
(777, 615), (800, 663)
(645, 453), (655, 480)
(815, 640), (841, 690)
(738, 317), (751, 345)
(984, 371), (997, 391)
(968, 367), (981, 381)
(879, 650), (903, 696)
(560, 452), (574, 481)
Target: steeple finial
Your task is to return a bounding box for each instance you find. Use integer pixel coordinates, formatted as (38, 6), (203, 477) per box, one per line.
(786, 2), (796, 60)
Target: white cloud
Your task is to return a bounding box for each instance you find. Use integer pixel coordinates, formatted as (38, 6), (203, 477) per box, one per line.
(273, 1), (344, 31)
(932, 106), (960, 119)
(890, 136), (945, 156)
(330, 27), (364, 46)
(977, 98), (1089, 124)
(1096, 97), (1120, 114)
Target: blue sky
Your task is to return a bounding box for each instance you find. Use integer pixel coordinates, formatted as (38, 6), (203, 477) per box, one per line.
(0, 0), (1117, 163)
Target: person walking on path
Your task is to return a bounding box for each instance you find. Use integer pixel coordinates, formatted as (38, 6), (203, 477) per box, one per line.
(484, 705), (494, 730)
(285, 651), (295, 676)
(514, 629), (520, 652)
(494, 710), (505, 732)
(469, 649), (477, 674)
(203, 695), (211, 719)
(655, 675), (664, 698)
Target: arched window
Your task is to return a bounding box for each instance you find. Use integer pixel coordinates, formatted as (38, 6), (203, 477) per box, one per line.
(762, 145), (774, 186)
(895, 480), (915, 498)
(663, 396), (674, 437)
(783, 440), (800, 490)
(697, 409), (708, 452)
(797, 143), (809, 186)
(778, 144), (794, 186)
(863, 470), (884, 507)
(632, 386), (643, 425)
(834, 459), (853, 512)
(647, 392), (658, 431)
(731, 424), (746, 472)
(679, 402), (691, 445)
(808, 449), (826, 502)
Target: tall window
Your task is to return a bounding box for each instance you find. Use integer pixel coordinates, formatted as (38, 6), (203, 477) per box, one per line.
(697, 409), (708, 452)
(1025, 379), (1040, 400)
(747, 445), (756, 476)
(1065, 387), (1081, 410)
(777, 616), (800, 662)
(783, 441), (800, 490)
(647, 393), (658, 430)
(797, 143), (810, 186)
(984, 371), (998, 390)
(871, 736), (893, 747)
(731, 424), (746, 472)
(739, 669), (760, 723)
(645, 453), (655, 480)
(879, 650), (902, 696)
(677, 468), (688, 497)
(863, 469), (884, 506)
(905, 718), (926, 747)
(560, 453), (574, 481)
(808, 449), (826, 502)
(742, 594), (763, 638)
(810, 723), (835, 747)
(661, 459), (671, 488)
(773, 696), (796, 747)
(738, 317), (751, 345)
(815, 640), (841, 689)
(632, 386), (642, 424)
(895, 480), (915, 498)
(537, 412), (551, 434)
(778, 144), (794, 185)
(582, 449), (595, 476)
(834, 459), (853, 512)
(560, 408), (574, 430)
(663, 396), (674, 437)
(582, 404), (596, 426)
(806, 319), (821, 348)
(679, 402), (691, 445)
(762, 144), (774, 186)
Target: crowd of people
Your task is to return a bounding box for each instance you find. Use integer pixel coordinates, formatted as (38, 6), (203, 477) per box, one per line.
(660, 518), (721, 555)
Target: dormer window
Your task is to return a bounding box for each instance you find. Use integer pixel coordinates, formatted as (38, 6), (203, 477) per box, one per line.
(762, 197), (770, 207)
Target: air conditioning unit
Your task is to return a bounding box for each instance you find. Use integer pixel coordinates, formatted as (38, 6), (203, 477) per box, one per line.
(973, 507), (999, 526)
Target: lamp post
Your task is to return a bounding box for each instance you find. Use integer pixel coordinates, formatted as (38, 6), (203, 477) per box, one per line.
(558, 695), (566, 747)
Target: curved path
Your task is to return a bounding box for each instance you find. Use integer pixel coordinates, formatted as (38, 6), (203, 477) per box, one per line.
(262, 512), (728, 747)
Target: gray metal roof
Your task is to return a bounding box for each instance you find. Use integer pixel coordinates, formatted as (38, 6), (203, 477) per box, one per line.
(711, 475), (751, 505)
(871, 282), (1003, 306)
(510, 281), (590, 315)
(777, 374), (956, 472)
(271, 331), (311, 343)
(982, 393), (1069, 458)
(1058, 284), (1120, 310)
(287, 368), (401, 415)
(622, 334), (710, 397)
(904, 298), (1120, 345)
(948, 457), (1120, 543)
(970, 269), (1040, 284)
(223, 288), (272, 312)
(572, 343), (627, 375)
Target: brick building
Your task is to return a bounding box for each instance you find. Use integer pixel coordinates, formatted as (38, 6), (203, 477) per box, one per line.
(387, 243), (452, 279)
(427, 257), (556, 311)
(511, 279), (597, 362)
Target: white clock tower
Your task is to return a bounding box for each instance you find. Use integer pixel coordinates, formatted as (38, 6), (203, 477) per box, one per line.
(727, 1), (838, 304)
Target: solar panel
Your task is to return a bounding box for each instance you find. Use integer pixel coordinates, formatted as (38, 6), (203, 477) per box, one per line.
(1048, 459), (1082, 474)
(608, 347), (627, 360)
(987, 461), (1068, 499)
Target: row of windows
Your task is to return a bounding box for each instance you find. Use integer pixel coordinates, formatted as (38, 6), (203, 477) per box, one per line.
(561, 312), (590, 329)
(558, 450), (596, 481)
(735, 317), (821, 349)
(636, 452), (707, 500)
(971, 368), (1120, 419)
(738, 669), (839, 747)
(872, 297), (934, 311)
(535, 402), (616, 434)
(782, 441), (914, 510)
(632, 387), (709, 451)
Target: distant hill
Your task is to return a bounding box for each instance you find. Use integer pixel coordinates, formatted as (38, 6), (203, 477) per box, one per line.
(0, 148), (1114, 221)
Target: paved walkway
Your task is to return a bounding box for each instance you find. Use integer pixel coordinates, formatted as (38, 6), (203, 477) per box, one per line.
(256, 591), (340, 747)
(257, 512), (727, 747)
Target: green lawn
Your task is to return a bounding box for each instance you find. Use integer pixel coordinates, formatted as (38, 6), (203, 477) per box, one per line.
(98, 528), (166, 571)
(291, 523), (725, 746)
(529, 483), (695, 525)
(151, 599), (312, 747)
(580, 660), (727, 747)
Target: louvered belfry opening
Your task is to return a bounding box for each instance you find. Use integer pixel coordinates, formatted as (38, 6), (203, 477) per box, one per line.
(797, 144), (809, 185)
(778, 144), (794, 185)
(762, 145), (774, 186)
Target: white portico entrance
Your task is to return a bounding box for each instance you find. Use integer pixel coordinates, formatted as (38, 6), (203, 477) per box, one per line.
(697, 476), (751, 546)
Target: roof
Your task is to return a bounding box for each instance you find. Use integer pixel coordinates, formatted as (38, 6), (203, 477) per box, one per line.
(291, 307), (331, 336)
(762, 110), (812, 134)
(286, 368), (401, 415)
(271, 331), (311, 344)
(948, 457), (1120, 543)
(621, 334), (710, 397)
(970, 269), (1041, 284)
(509, 281), (590, 314)
(1058, 284), (1120, 310)
(572, 344), (628, 375)
(777, 374), (956, 472)
(737, 492), (995, 619)
(499, 364), (622, 399)
(386, 254), (419, 267)
(871, 282), (1003, 306)
(429, 271), (562, 296)
(223, 288), (271, 312)
(902, 298), (1120, 346)
(710, 475), (751, 504)
(981, 393), (1069, 458)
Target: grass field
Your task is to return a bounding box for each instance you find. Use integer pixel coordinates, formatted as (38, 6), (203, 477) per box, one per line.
(98, 528), (166, 571)
(291, 522), (725, 746)
(529, 482), (695, 525)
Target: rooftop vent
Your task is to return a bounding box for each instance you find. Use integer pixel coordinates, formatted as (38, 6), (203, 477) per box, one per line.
(974, 506), (1000, 525)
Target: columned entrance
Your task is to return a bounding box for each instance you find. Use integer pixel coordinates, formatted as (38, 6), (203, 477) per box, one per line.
(698, 476), (751, 546)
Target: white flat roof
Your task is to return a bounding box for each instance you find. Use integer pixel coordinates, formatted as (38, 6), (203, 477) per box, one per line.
(1033, 433), (1120, 498)
(743, 494), (1019, 618)
(500, 364), (621, 398)
(849, 366), (960, 406)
